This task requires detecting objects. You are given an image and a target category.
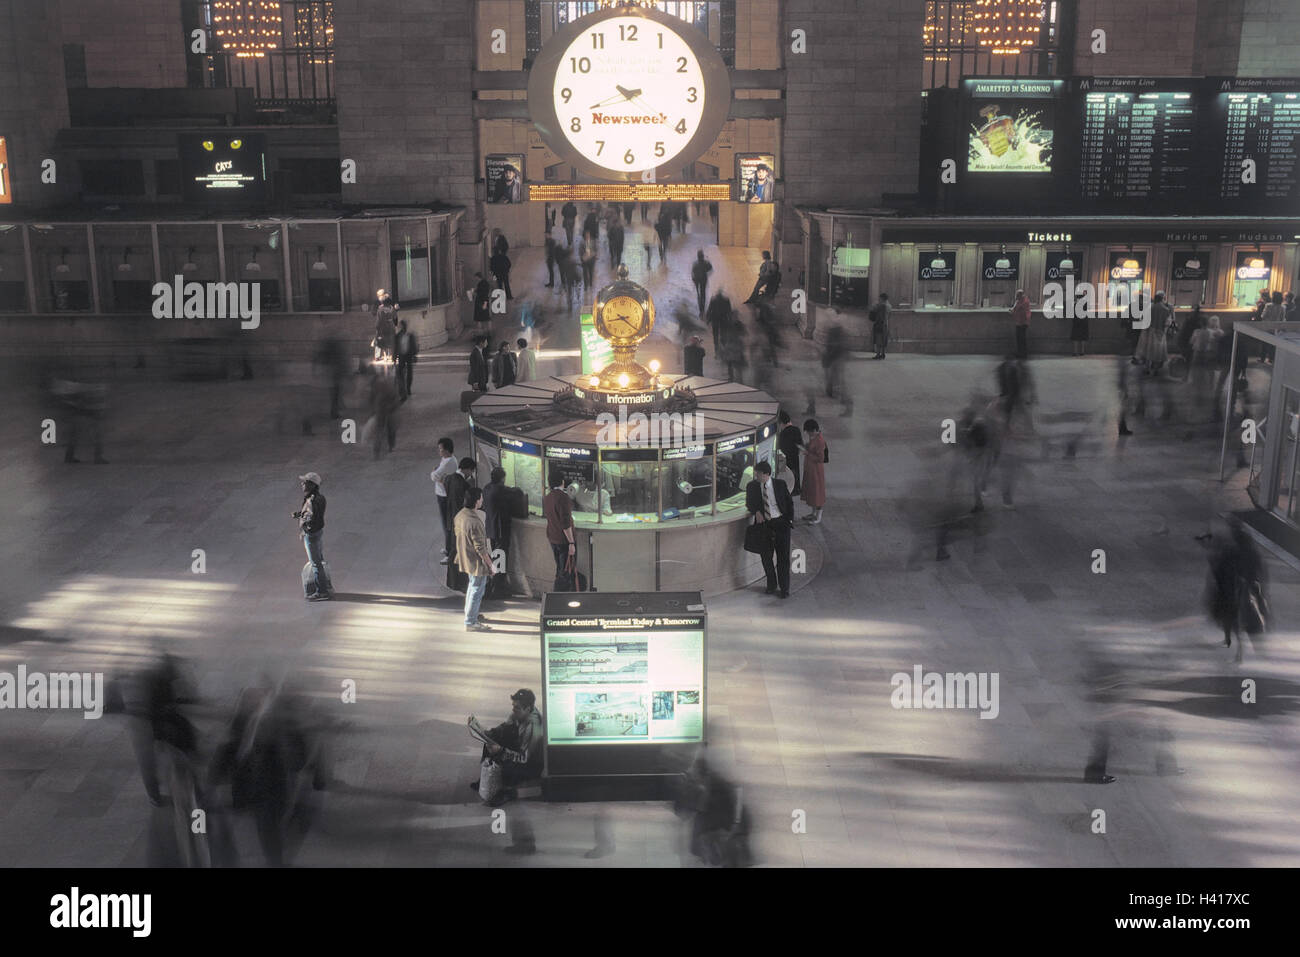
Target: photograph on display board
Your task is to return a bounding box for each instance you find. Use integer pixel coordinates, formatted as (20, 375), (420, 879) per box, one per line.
(575, 692), (649, 738)
(652, 690), (675, 721)
(677, 689), (700, 705)
(965, 80), (1057, 174)
(547, 640), (648, 685)
(486, 154), (525, 204)
(736, 153), (776, 203)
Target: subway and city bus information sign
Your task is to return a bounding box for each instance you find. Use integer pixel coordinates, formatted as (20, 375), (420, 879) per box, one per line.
(543, 611), (704, 747)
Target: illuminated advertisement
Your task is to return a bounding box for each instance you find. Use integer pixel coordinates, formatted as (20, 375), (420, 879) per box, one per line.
(965, 78), (1058, 174)
(179, 133), (267, 203)
(736, 152), (776, 203)
(579, 311), (615, 375)
(1234, 250), (1273, 281)
(1108, 250), (1147, 282)
(0, 136), (11, 205)
(1171, 251), (1208, 281)
(1044, 250), (1083, 281)
(542, 603), (705, 748)
(918, 249), (955, 281)
(486, 153), (524, 204)
(981, 250), (1020, 281)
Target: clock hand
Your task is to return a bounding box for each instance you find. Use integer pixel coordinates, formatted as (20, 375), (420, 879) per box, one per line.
(617, 85), (642, 99)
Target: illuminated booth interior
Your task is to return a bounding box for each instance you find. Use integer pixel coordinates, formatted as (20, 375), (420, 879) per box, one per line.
(469, 267), (778, 597)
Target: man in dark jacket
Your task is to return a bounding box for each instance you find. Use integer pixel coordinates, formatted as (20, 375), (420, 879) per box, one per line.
(490, 341), (517, 390)
(705, 291), (731, 354)
(473, 273), (491, 324)
(684, 336), (706, 377)
(443, 458), (477, 594)
(745, 461), (794, 598)
(483, 466), (514, 599)
(608, 219), (625, 269)
(544, 233), (557, 287)
(294, 471), (333, 600)
(777, 409), (802, 496)
(489, 249), (513, 301)
(468, 335), (489, 392)
(691, 250), (713, 317)
(561, 201), (578, 247)
(394, 319), (417, 401)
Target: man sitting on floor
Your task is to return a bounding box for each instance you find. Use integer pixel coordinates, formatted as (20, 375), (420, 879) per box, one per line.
(470, 688), (545, 805)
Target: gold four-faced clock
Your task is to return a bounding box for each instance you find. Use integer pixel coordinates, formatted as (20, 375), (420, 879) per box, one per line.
(592, 268), (656, 390)
(527, 3), (732, 182)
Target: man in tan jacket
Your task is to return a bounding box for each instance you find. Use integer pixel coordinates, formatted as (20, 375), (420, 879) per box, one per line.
(454, 487), (495, 632)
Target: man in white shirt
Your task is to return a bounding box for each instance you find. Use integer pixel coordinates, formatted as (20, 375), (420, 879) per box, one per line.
(430, 437), (458, 564)
(745, 461), (794, 598)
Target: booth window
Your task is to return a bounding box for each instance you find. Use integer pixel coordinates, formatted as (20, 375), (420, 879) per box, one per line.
(660, 452), (714, 518)
(549, 456), (604, 522)
(715, 441), (755, 511)
(503, 446), (544, 516)
(600, 450), (660, 522)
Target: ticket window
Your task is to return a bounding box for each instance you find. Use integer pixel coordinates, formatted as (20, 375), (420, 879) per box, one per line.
(554, 460), (605, 523)
(979, 249), (1021, 308)
(715, 444), (755, 512)
(1168, 252), (1209, 310)
(599, 458), (660, 523)
(1231, 249), (1275, 310)
(661, 456), (714, 516)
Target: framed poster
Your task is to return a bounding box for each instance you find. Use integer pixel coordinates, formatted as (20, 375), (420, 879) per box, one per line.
(1170, 250), (1209, 281)
(736, 153), (776, 203)
(486, 154), (525, 204)
(918, 249), (956, 281)
(981, 250), (1021, 281)
(178, 133), (267, 204)
(965, 78), (1059, 174)
(1044, 250), (1083, 281)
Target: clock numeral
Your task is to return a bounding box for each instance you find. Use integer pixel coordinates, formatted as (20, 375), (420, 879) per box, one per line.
(687, 87), (698, 103)
(570, 117), (581, 133)
(654, 141), (665, 158)
(570, 56), (591, 74)
(657, 32), (663, 49)
(591, 32), (604, 49)
(560, 87), (572, 103)
(595, 140), (605, 156)
(619, 24), (638, 42)
(674, 118), (687, 134)
(676, 56), (688, 73)
(624, 149), (635, 165)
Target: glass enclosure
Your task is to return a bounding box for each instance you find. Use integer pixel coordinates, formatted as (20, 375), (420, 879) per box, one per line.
(469, 419), (777, 525)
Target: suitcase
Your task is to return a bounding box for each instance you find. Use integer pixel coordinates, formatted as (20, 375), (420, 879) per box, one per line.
(302, 560), (332, 596)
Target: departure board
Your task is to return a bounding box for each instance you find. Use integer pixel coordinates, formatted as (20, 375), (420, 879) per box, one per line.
(1211, 79), (1300, 209)
(1076, 79), (1197, 206)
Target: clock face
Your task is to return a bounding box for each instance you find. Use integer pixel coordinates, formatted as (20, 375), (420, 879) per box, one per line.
(599, 294), (646, 340)
(528, 7), (730, 182)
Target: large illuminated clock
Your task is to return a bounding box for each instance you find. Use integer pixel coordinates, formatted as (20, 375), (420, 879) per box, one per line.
(527, 4), (731, 182)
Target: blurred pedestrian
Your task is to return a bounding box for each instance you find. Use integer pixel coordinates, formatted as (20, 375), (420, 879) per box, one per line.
(705, 291), (731, 354)
(579, 235), (596, 289)
(489, 247), (513, 301)
(1207, 518), (1269, 662)
(684, 335), (705, 377)
(561, 201), (577, 247)
(543, 231), (557, 287)
(1010, 289), (1031, 359)
(1136, 291), (1172, 374)
(473, 272), (491, 325)
(655, 212), (672, 265)
(608, 218), (625, 269)
(367, 368), (399, 458)
(516, 337), (537, 383)
(822, 325), (850, 414)
(490, 340), (517, 389)
(53, 378), (109, 464)
(394, 319), (417, 401)
(691, 250), (713, 317)
(722, 312), (748, 384)
(869, 292), (891, 359)
(745, 251), (777, 303)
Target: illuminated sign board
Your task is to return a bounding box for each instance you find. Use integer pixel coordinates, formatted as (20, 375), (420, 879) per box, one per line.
(542, 595), (705, 759)
(981, 250), (1020, 281)
(471, 423), (500, 446)
(0, 136), (11, 205)
(486, 153), (524, 204)
(579, 311), (615, 375)
(179, 133), (267, 203)
(529, 183), (732, 203)
(1108, 250), (1147, 282)
(1171, 251), (1208, 281)
(965, 78), (1059, 174)
(1044, 250), (1083, 281)
(663, 443), (712, 461)
(545, 445), (595, 460)
(831, 246), (870, 279)
(736, 153), (776, 203)
(501, 436), (541, 456)
(918, 250), (955, 281)
(1234, 250), (1273, 281)
(716, 433), (754, 454)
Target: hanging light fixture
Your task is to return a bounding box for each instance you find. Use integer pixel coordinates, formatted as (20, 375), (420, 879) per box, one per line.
(182, 247), (199, 273)
(117, 247), (133, 273)
(212, 0), (283, 59)
(245, 247), (261, 273)
(55, 248), (70, 275)
(972, 0), (1042, 56)
(311, 246), (328, 272)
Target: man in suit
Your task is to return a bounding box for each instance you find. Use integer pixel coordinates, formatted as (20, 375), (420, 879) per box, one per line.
(468, 335), (489, 392)
(745, 460), (794, 598)
(776, 409), (802, 496)
(443, 458), (477, 593)
(482, 466), (513, 599)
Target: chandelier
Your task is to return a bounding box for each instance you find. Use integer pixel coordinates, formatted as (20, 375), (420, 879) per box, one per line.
(293, 2), (334, 64)
(213, 1), (282, 59)
(971, 0), (1041, 55)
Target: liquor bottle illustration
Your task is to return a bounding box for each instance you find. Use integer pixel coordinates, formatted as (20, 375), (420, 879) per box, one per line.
(976, 104), (1018, 158)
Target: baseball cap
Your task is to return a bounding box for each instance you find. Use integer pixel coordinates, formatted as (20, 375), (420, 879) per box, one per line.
(299, 471), (322, 486)
(511, 688), (536, 709)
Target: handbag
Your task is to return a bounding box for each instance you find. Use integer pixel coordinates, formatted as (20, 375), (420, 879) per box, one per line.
(743, 518), (771, 554)
(477, 756), (503, 804)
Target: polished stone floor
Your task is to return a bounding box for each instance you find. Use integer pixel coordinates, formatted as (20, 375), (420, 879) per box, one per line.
(2, 220), (1298, 867)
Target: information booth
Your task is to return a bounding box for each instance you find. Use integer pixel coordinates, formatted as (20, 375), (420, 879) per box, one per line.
(541, 591), (706, 800)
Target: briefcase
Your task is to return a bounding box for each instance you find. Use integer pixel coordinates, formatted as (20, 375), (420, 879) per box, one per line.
(743, 520), (771, 554)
